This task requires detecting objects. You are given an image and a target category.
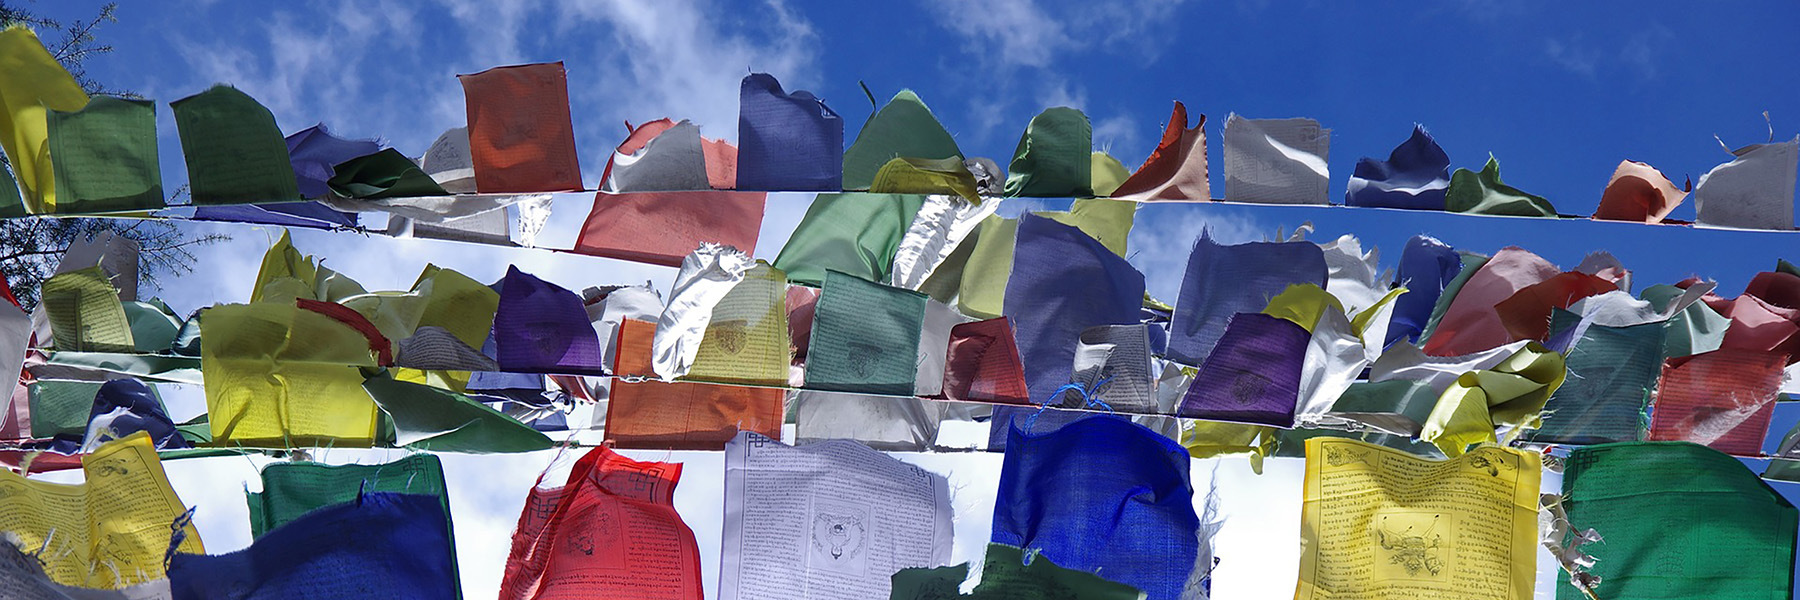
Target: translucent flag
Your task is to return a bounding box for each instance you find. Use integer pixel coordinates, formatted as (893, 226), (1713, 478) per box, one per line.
(1526, 321), (1664, 444)
(26, 380), (103, 438)
(1443, 156), (1556, 217)
(993, 417), (1198, 600)
(499, 446), (702, 599)
(327, 147), (448, 199)
(47, 96), (162, 213)
(869, 157), (981, 202)
(1167, 232), (1326, 366)
(774, 193), (926, 286)
(1418, 341), (1564, 457)
(169, 492), (454, 599)
(363, 374), (553, 453)
(1004, 107), (1092, 198)
(941, 317), (1029, 404)
(201, 301), (382, 446)
(807, 270), (927, 395)
(653, 244), (754, 380)
(574, 191), (767, 267)
(1560, 442), (1795, 599)
(736, 73), (841, 191)
(1067, 324), (1156, 413)
(721, 431), (953, 600)
(1647, 348), (1784, 455)
(607, 319), (783, 450)
(602, 119), (712, 193)
(1113, 101), (1208, 201)
(0, 432), (204, 589)
(953, 199), (1134, 319)
(1296, 438), (1538, 600)
(493, 266), (606, 375)
(458, 62), (583, 193)
(1222, 114), (1329, 204)
(1693, 137), (1798, 230)
(1420, 247), (1557, 356)
(1386, 235), (1461, 346)
(0, 26), (88, 214)
(686, 263), (791, 386)
(842, 89), (962, 191)
(1344, 125), (1449, 210)
(1593, 159), (1687, 223)
(41, 266), (134, 353)
(285, 123), (380, 199)
(794, 391), (943, 451)
(170, 86), (300, 205)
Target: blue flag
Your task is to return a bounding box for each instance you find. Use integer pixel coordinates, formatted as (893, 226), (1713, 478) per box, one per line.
(736, 73), (841, 191)
(1167, 231), (1325, 366)
(168, 492), (456, 600)
(993, 417), (1199, 600)
(1345, 125), (1451, 210)
(1386, 235), (1462, 346)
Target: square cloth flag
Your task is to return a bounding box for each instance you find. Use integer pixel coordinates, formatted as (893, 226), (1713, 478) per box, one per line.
(1223, 115), (1330, 204)
(493, 266), (606, 375)
(735, 73), (841, 191)
(1559, 442), (1796, 600)
(1648, 348), (1785, 455)
(685, 263), (790, 386)
(774, 193), (926, 287)
(1167, 232), (1326, 367)
(793, 390), (943, 451)
(0, 26), (90, 215)
(806, 270), (927, 396)
(1526, 320), (1664, 444)
(575, 191), (767, 267)
(458, 62), (583, 193)
(992, 417), (1199, 600)
(1179, 312), (1309, 427)
(499, 446), (702, 599)
(169, 493), (455, 600)
(606, 319), (783, 450)
(170, 85), (299, 205)
(941, 317), (1030, 404)
(47, 96), (163, 213)
(200, 301), (382, 447)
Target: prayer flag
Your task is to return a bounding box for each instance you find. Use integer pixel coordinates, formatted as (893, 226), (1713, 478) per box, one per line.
(1344, 125), (1449, 210)
(736, 73), (841, 191)
(0, 26), (88, 214)
(575, 191), (767, 267)
(774, 193), (926, 286)
(458, 62), (584, 193)
(1444, 156), (1556, 217)
(843, 89), (962, 191)
(47, 96), (162, 213)
(1167, 232), (1326, 366)
(1113, 101), (1208, 201)
(806, 270), (927, 395)
(1004, 107), (1092, 198)
(170, 86), (300, 205)
(1223, 115), (1329, 204)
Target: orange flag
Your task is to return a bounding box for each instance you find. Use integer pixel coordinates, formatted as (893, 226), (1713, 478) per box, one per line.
(458, 62), (583, 193)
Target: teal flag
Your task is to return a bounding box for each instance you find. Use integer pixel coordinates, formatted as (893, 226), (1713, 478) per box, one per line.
(805, 270), (926, 395)
(773, 193), (925, 286)
(842, 89), (962, 190)
(1005, 107), (1091, 198)
(171, 86), (299, 205)
(47, 96), (163, 213)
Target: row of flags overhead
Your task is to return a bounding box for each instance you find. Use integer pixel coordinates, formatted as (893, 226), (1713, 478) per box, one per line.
(6, 25), (1800, 234)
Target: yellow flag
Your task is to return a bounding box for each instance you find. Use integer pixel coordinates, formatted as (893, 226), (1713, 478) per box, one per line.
(0, 26), (88, 213)
(0, 432), (204, 588)
(687, 262), (791, 386)
(250, 231), (367, 304)
(40, 265), (135, 352)
(201, 302), (382, 446)
(1419, 342), (1565, 457)
(1089, 151), (1129, 197)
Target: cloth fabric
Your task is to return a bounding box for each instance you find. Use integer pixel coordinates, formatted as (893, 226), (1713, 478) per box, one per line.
(74, 378), (186, 452)
(869, 157), (981, 202)
(1004, 107), (1092, 198)
(953, 199), (1134, 319)
(284, 123), (381, 199)
(888, 544), (1144, 600)
(807, 270), (928, 395)
(1444, 156), (1556, 217)
(1113, 101), (1208, 201)
(26, 379), (104, 438)
(1066, 324), (1157, 413)
(736, 73), (841, 191)
(1418, 341), (1564, 457)
(0, 26), (89, 214)
(606, 319), (784, 450)
(1560, 442), (1795, 600)
(1693, 138), (1798, 230)
(493, 266), (606, 375)
(1387, 236), (1462, 346)
(1526, 321), (1663, 444)
(1421, 247), (1558, 356)
(651, 244), (754, 380)
(248, 453), (451, 538)
(685, 263), (790, 386)
(1222, 114), (1330, 204)
(990, 214), (1144, 446)
(992, 417), (1199, 600)
(169, 492), (455, 600)
(574, 191), (766, 267)
(40, 266), (134, 353)
(1318, 234), (1386, 316)
(1178, 312), (1309, 427)
(1167, 231), (1327, 366)
(1593, 159), (1687, 223)
(842, 89), (962, 191)
(170, 86), (300, 205)
(1344, 125), (1450, 210)
(794, 390), (944, 451)
(1647, 348), (1785, 455)
(457, 62), (583, 193)
(602, 119), (712, 193)
(1319, 379), (1442, 437)
(774, 193), (926, 287)
(191, 201), (358, 230)
(941, 317), (1030, 404)
(499, 446), (702, 599)
(887, 194), (999, 291)
(363, 374), (554, 453)
(1490, 271), (1619, 342)
(326, 148), (449, 199)
(47, 96), (163, 213)
(201, 301), (382, 447)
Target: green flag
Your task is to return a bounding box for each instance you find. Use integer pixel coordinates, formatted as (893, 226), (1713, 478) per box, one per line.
(1561, 442), (1796, 600)
(171, 85), (299, 205)
(842, 89), (962, 191)
(362, 373), (553, 453)
(0, 162), (21, 217)
(47, 96), (163, 213)
(327, 148), (449, 199)
(1445, 156), (1556, 217)
(773, 193), (926, 286)
(1005, 107), (1091, 198)
(889, 544), (1143, 599)
(805, 270), (925, 395)
(27, 380), (103, 438)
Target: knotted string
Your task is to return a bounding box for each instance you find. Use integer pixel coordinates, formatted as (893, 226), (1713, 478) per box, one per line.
(1023, 374), (1116, 433)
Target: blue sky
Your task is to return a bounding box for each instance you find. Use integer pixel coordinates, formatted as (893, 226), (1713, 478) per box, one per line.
(16, 1), (1800, 598)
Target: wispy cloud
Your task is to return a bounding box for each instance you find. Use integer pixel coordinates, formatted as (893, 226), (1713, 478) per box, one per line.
(1542, 37), (1600, 78)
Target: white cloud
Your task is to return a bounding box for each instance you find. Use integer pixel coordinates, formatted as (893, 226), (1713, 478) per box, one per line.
(1127, 204), (1268, 302)
(1542, 37), (1599, 78)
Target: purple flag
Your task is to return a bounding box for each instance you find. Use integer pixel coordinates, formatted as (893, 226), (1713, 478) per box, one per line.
(493, 266), (605, 375)
(1178, 313), (1308, 427)
(1167, 232), (1325, 367)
